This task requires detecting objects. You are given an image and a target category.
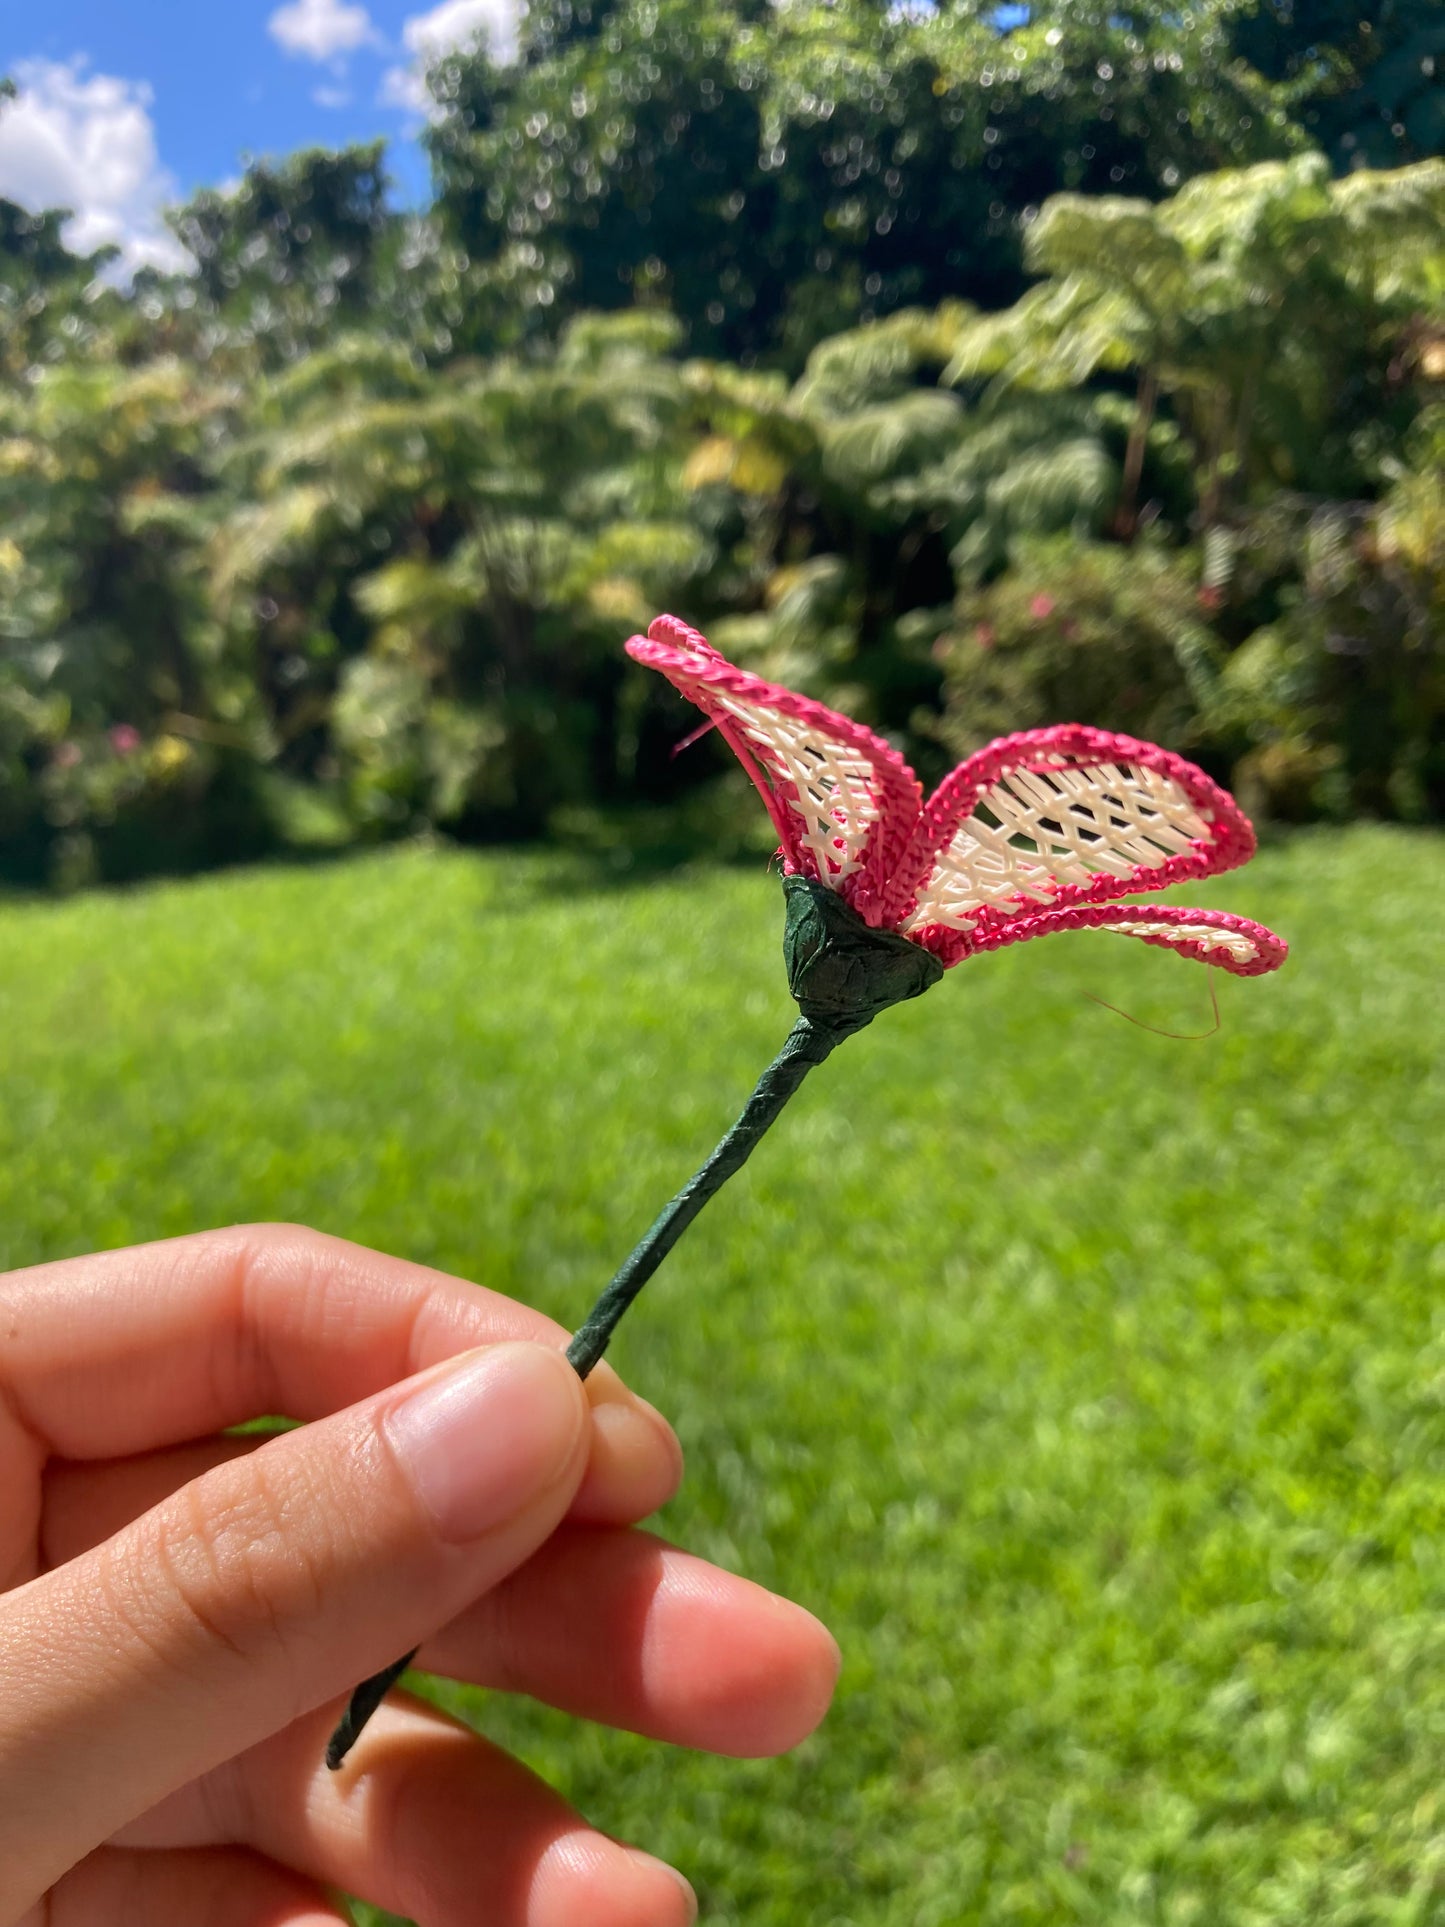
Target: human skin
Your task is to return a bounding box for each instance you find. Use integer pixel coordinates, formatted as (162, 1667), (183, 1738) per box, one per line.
(0, 1224), (841, 1926)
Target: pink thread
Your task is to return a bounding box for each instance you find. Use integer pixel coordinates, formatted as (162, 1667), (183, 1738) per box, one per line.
(670, 718), (718, 758)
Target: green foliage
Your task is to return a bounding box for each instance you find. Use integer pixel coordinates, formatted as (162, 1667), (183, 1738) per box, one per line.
(165, 145), (395, 369)
(882, 390), (1118, 583)
(933, 538), (1222, 754)
(1216, 423), (1445, 823)
(423, 0), (1304, 364)
(0, 830), (1441, 1927)
(0, 357), (278, 883)
(212, 311), (704, 837)
(948, 155), (1445, 513)
(1232, 0), (1445, 168)
(0, 198), (122, 382)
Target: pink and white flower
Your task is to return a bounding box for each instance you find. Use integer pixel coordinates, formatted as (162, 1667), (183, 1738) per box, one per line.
(629, 614), (1287, 979)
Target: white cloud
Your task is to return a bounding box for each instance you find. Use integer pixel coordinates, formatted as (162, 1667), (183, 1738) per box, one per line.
(381, 0), (519, 113)
(313, 83), (354, 108)
(268, 0), (379, 62)
(0, 58), (188, 275)
(378, 66), (431, 114)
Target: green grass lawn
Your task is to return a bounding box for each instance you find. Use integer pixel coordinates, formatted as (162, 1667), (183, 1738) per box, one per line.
(2, 828), (1443, 1926)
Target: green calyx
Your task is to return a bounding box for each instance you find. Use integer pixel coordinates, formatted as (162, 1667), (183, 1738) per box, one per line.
(782, 873), (943, 1037)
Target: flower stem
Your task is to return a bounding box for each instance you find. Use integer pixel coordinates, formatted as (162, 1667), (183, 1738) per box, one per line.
(566, 1014), (842, 1377)
(325, 1014), (843, 1770)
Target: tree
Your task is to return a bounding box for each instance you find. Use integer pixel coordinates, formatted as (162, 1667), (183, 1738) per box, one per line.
(164, 144), (395, 369)
(0, 358), (260, 880)
(945, 155), (1445, 529)
(212, 311), (706, 833)
(423, 0), (1302, 367)
(0, 188), (122, 384)
(1228, 0), (1445, 167)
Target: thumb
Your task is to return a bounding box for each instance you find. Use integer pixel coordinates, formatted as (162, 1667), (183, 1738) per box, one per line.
(0, 1341), (589, 1914)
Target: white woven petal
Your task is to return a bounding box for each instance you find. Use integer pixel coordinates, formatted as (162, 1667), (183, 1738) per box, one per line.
(1095, 916), (1262, 964)
(714, 692), (886, 887)
(903, 757), (1209, 936)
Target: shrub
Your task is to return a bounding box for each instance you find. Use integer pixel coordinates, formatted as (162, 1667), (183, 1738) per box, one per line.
(1219, 437), (1445, 821)
(930, 540), (1223, 761)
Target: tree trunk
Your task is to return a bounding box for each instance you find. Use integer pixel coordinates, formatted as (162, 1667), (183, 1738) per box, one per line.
(1198, 388), (1230, 531)
(1113, 366), (1159, 540)
(1230, 364), (1259, 508)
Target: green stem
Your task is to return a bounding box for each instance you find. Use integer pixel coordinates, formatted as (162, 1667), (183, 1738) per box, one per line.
(566, 1015), (842, 1378)
(325, 1014), (843, 1771)
(325, 1652), (414, 1770)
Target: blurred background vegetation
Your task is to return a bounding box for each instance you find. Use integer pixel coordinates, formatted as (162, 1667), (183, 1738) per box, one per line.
(2, 0), (1443, 890)
(3, 10), (1445, 1923)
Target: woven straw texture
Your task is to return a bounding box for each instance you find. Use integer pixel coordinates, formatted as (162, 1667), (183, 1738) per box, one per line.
(629, 616), (1286, 979)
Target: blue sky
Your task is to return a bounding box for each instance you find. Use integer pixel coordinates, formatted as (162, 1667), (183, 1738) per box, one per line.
(1, 0), (512, 269)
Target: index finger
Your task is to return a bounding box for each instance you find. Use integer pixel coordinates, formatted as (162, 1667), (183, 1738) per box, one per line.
(0, 1224), (643, 1461)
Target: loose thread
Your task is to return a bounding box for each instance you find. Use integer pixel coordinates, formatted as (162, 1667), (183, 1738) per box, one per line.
(325, 1014), (840, 1770)
(1083, 968), (1221, 1040)
(670, 718), (718, 758)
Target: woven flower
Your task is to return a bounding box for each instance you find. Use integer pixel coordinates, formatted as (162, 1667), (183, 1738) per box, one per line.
(630, 612), (1287, 981)
(330, 611), (1288, 1768)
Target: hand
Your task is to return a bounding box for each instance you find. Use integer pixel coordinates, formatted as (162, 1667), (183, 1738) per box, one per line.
(0, 1226), (839, 1925)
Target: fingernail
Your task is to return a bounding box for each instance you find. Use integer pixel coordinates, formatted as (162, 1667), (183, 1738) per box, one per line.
(625, 1849), (698, 1923)
(385, 1343), (583, 1543)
